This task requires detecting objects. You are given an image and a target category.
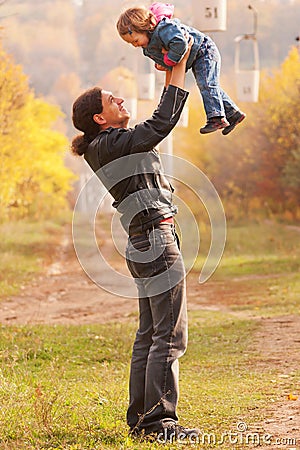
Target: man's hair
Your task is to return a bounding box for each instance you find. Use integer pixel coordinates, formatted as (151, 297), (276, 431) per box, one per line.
(71, 87), (103, 156)
(116, 7), (156, 36)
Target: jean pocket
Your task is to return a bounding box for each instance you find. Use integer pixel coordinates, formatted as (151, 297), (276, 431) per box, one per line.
(129, 240), (151, 252)
(126, 238), (158, 273)
(126, 251), (158, 279)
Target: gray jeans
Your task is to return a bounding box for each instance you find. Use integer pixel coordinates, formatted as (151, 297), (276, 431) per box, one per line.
(125, 223), (188, 433)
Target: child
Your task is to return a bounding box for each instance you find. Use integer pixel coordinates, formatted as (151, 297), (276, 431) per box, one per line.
(116, 2), (245, 135)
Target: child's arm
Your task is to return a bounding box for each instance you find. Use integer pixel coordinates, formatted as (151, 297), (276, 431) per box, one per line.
(155, 35), (192, 88)
(159, 21), (189, 66)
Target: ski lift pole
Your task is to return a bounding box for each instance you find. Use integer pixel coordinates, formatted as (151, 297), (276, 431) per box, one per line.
(234, 4), (260, 102)
(248, 4), (257, 37)
(296, 35), (300, 53)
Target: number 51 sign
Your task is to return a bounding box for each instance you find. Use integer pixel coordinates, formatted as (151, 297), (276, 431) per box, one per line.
(192, 0), (227, 31)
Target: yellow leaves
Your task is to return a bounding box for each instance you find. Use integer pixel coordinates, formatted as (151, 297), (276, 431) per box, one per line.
(280, 47), (300, 85)
(0, 41), (75, 221)
(287, 393), (298, 401)
(0, 49), (29, 136)
(262, 46), (300, 111)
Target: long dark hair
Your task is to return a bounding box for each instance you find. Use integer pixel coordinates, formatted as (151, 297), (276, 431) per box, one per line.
(71, 87), (103, 156)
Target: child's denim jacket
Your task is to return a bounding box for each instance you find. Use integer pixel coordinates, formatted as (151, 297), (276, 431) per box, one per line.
(143, 18), (205, 70)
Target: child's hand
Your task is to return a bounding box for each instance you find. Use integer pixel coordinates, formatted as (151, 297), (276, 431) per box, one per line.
(155, 63), (167, 71)
(161, 47), (168, 55)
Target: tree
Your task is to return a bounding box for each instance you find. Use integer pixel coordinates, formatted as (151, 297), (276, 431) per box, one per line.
(0, 41), (74, 220)
(176, 47), (300, 219)
(255, 46), (300, 213)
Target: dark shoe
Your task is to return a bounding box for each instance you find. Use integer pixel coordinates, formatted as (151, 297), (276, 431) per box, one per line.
(155, 424), (201, 443)
(130, 423), (200, 443)
(156, 424), (200, 444)
(128, 427), (141, 438)
(200, 117), (229, 134)
(222, 111), (246, 135)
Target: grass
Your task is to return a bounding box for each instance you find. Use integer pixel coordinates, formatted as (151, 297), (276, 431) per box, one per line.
(193, 220), (300, 317)
(195, 220), (300, 278)
(0, 323), (131, 449)
(0, 214), (71, 299)
(0, 218), (299, 448)
(0, 316), (278, 449)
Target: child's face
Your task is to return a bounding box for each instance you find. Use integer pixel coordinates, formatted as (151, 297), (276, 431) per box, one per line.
(122, 31), (149, 48)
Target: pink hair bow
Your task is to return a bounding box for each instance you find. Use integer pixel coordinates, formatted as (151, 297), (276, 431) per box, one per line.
(149, 2), (174, 21)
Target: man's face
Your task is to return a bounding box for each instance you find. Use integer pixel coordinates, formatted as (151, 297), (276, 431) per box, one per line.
(97, 90), (130, 128)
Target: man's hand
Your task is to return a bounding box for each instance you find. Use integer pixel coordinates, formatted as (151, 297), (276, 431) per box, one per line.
(181, 35), (193, 62)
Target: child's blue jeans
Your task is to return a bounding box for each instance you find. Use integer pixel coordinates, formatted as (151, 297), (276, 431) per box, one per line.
(192, 35), (238, 120)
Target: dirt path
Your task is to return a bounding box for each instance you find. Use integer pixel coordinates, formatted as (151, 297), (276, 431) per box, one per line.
(249, 316), (300, 449)
(0, 226), (299, 448)
(0, 223), (237, 325)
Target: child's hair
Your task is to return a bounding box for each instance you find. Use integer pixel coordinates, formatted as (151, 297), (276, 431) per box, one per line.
(116, 6), (157, 36)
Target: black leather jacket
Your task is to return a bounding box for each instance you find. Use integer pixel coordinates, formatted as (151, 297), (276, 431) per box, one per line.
(84, 85), (189, 234)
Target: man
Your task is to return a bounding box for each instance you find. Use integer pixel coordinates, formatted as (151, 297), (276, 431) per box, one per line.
(71, 39), (199, 442)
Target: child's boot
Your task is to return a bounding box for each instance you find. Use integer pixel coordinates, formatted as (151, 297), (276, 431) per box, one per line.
(222, 111), (246, 135)
(200, 117), (229, 134)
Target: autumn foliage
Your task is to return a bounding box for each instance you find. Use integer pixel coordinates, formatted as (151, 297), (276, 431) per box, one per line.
(0, 42), (74, 221)
(175, 47), (300, 220)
